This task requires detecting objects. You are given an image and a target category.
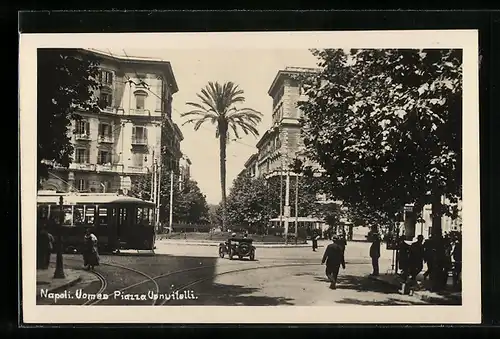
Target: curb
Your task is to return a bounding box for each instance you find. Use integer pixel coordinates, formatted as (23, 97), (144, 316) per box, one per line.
(36, 275), (83, 298)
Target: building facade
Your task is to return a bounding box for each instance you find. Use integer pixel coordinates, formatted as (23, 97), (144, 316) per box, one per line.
(40, 49), (183, 195)
(178, 156), (192, 190)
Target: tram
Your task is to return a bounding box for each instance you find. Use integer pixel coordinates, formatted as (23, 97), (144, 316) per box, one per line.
(37, 191), (156, 253)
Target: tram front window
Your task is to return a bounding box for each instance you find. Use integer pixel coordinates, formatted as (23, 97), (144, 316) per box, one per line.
(50, 206), (73, 226)
(136, 207), (152, 226)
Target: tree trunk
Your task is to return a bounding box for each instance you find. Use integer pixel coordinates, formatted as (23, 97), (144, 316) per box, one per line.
(430, 193), (444, 291)
(219, 125), (228, 232)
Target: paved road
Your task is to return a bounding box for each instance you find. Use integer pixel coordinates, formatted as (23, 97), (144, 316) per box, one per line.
(39, 240), (429, 306)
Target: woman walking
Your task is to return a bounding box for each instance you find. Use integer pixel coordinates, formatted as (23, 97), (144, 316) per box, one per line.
(83, 228), (100, 270)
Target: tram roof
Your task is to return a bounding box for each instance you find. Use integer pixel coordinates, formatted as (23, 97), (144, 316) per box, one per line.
(36, 192), (155, 206)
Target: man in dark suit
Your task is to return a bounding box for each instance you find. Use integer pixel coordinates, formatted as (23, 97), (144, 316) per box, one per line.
(369, 233), (381, 276)
(321, 235), (346, 289)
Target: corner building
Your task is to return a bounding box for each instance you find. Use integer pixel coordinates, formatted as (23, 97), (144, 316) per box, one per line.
(40, 49), (183, 195)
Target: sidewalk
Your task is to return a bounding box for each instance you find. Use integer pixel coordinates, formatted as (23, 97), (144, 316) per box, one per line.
(370, 273), (462, 305)
(156, 238), (323, 248)
(36, 263), (83, 297)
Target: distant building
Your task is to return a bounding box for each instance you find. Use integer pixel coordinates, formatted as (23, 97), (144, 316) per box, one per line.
(40, 48), (183, 195)
(178, 156), (192, 190)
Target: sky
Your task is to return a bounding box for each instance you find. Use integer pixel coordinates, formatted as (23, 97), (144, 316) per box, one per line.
(111, 49), (319, 205)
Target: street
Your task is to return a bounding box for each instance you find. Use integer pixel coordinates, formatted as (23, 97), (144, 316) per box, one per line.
(38, 240), (433, 306)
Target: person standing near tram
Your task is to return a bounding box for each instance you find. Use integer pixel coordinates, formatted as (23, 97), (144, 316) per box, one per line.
(83, 228), (100, 270)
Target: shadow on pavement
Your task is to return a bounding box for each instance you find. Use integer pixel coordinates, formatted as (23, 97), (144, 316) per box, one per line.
(169, 282), (295, 306)
(313, 274), (398, 294)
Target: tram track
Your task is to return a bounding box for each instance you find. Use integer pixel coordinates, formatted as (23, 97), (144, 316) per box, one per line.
(156, 262), (322, 306)
(51, 257), (325, 306)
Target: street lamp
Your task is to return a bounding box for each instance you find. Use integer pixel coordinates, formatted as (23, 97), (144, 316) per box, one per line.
(53, 196), (65, 279)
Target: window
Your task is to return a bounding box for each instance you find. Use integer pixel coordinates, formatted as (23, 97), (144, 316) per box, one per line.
(75, 149), (89, 163)
(132, 126), (148, 144)
(75, 120), (90, 135)
(132, 153), (145, 167)
(37, 205), (49, 220)
(99, 123), (113, 138)
(85, 206), (96, 225)
(98, 207), (108, 226)
(98, 150), (112, 164)
(101, 181), (110, 193)
(136, 207), (151, 225)
(135, 91), (148, 110)
(100, 70), (114, 85)
(77, 179), (88, 191)
(73, 205), (85, 225)
(99, 92), (113, 108)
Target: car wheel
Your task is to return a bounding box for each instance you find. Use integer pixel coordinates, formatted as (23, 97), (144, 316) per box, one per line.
(250, 252), (255, 261)
(219, 247), (225, 258)
(238, 255), (242, 260)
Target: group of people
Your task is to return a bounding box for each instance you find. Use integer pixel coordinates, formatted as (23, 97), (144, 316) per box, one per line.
(36, 221), (100, 271)
(369, 231), (462, 290)
(319, 229), (462, 292)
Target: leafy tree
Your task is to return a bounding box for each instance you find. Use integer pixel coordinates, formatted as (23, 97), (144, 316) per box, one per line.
(131, 171), (210, 225)
(181, 82), (263, 231)
(37, 48), (101, 185)
(295, 48), (462, 238)
(170, 178), (210, 224)
(226, 174), (276, 232)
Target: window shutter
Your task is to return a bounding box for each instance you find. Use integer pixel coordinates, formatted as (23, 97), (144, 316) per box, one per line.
(132, 126), (136, 142)
(144, 127), (148, 143)
(85, 122), (90, 135)
(109, 72), (114, 84)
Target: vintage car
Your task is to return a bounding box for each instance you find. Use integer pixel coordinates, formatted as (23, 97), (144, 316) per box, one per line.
(219, 237), (256, 261)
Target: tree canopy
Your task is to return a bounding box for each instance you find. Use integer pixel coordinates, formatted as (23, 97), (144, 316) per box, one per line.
(37, 49), (101, 184)
(295, 48), (462, 230)
(131, 172), (210, 225)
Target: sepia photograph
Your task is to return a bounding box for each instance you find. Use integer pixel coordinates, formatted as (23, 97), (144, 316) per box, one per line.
(20, 31), (480, 323)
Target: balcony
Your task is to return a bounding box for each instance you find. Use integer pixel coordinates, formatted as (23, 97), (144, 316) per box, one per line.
(69, 163), (96, 171)
(74, 133), (91, 141)
(126, 165), (148, 174)
(98, 135), (114, 144)
(131, 138), (148, 146)
(129, 108), (151, 116)
(96, 163), (121, 173)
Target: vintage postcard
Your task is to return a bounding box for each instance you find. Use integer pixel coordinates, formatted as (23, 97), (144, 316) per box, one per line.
(20, 30), (480, 324)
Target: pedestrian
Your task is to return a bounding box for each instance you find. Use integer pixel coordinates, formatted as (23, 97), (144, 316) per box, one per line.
(83, 228), (100, 271)
(408, 235), (425, 282)
(452, 236), (462, 288)
(369, 233), (381, 276)
(397, 235), (410, 280)
(321, 235), (346, 289)
(423, 234), (434, 280)
(312, 230), (320, 252)
(37, 222), (54, 270)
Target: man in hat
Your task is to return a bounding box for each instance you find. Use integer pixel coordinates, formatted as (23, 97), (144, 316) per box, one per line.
(321, 235), (346, 289)
(369, 233), (381, 276)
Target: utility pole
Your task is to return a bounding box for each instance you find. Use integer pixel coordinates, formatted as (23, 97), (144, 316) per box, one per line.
(169, 169), (174, 232)
(53, 196), (65, 279)
(279, 166), (283, 236)
(284, 170), (290, 245)
(295, 173), (299, 245)
(156, 162), (162, 231)
(152, 158), (158, 223)
(150, 150), (155, 201)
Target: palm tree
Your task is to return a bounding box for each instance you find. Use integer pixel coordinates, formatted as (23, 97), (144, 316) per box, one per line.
(181, 81), (262, 231)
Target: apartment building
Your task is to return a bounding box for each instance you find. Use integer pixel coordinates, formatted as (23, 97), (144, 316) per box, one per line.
(40, 49), (183, 195)
(254, 66), (321, 179)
